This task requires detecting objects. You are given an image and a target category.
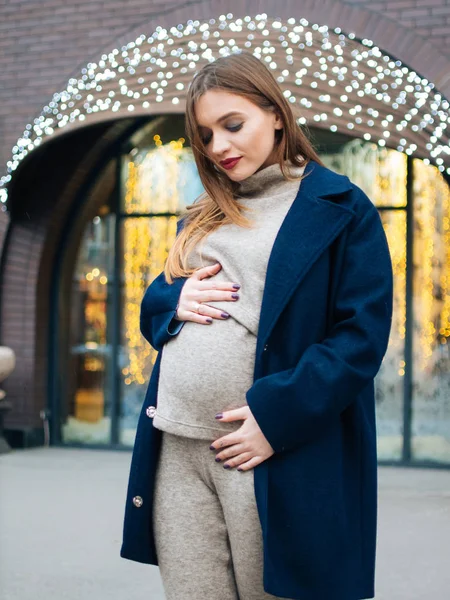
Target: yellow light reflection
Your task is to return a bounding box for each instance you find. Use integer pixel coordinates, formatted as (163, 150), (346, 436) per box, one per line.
(123, 136), (184, 384)
(381, 210), (407, 375)
(123, 137), (187, 214)
(322, 140), (407, 208)
(413, 159), (450, 370)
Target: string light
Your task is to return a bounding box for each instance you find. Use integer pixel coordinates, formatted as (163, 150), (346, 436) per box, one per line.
(1, 14), (449, 204)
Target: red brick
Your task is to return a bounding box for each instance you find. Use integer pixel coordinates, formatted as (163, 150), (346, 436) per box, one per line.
(410, 16), (447, 26)
(400, 8), (431, 18)
(431, 7), (450, 16)
(431, 26), (450, 35)
(365, 2), (385, 9)
(387, 1), (416, 9)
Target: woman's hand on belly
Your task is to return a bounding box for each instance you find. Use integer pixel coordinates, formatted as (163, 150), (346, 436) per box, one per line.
(175, 262), (241, 325)
(210, 406), (275, 471)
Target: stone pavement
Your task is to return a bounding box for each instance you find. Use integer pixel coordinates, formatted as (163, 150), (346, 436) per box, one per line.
(0, 447), (449, 600)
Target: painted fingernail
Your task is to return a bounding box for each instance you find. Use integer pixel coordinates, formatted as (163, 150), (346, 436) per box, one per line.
(232, 294), (239, 300)
(209, 445), (215, 450)
(215, 413), (223, 419)
(206, 318), (213, 324)
(221, 312), (229, 319)
(232, 284), (241, 290)
(215, 457), (222, 462)
(237, 468), (243, 472)
(223, 464), (231, 469)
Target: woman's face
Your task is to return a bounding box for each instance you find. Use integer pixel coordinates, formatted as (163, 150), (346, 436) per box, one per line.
(194, 89), (283, 181)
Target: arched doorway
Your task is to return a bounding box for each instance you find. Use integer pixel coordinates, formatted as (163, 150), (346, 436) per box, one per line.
(51, 114), (204, 446)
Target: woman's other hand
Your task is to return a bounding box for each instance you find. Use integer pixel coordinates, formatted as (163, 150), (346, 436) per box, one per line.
(210, 406), (275, 470)
(175, 262), (241, 325)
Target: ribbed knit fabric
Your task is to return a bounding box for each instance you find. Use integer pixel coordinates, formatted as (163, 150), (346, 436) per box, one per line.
(153, 159), (306, 440)
(153, 431), (293, 600)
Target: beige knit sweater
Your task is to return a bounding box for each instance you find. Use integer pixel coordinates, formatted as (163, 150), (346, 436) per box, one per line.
(152, 159), (306, 441)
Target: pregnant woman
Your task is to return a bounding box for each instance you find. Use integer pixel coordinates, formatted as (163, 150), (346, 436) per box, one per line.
(120, 51), (393, 600)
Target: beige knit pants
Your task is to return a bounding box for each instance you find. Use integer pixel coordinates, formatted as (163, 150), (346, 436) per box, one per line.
(153, 431), (289, 600)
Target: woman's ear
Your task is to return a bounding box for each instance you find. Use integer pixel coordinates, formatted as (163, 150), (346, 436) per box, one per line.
(274, 112), (283, 131)
(268, 105), (283, 130)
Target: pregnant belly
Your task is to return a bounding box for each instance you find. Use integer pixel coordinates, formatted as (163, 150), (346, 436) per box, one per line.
(156, 317), (257, 429)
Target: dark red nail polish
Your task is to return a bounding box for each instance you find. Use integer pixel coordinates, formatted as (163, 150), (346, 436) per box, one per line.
(215, 457), (221, 462)
(206, 318), (213, 323)
(223, 464), (231, 469)
(215, 413), (223, 419)
(221, 312), (229, 318)
(232, 294), (239, 300)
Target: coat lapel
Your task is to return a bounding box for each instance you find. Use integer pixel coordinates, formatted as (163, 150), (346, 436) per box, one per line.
(256, 160), (356, 355)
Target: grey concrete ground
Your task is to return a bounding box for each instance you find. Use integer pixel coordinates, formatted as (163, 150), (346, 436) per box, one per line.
(0, 447), (449, 600)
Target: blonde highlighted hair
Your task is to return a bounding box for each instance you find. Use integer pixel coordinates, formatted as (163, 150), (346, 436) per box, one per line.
(164, 51), (324, 283)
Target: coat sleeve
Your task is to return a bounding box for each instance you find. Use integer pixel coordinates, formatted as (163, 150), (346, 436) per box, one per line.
(139, 219), (188, 351)
(246, 199), (393, 453)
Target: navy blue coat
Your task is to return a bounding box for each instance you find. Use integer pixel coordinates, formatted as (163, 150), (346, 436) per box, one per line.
(120, 160), (393, 600)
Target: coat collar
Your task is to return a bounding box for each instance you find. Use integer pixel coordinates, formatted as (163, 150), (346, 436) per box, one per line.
(301, 159), (354, 199)
(256, 160), (356, 354)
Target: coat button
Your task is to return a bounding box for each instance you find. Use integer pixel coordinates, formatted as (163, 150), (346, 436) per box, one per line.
(133, 496), (143, 508)
(263, 344), (269, 352)
(146, 406), (156, 418)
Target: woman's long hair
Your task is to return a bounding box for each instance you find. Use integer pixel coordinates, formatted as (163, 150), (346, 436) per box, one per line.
(164, 51), (324, 283)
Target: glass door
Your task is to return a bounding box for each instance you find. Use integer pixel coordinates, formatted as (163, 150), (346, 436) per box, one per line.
(62, 208), (115, 444)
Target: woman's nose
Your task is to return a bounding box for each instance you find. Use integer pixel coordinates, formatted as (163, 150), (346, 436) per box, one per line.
(212, 134), (231, 157)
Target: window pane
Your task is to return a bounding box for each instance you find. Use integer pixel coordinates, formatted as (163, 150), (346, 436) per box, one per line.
(412, 159), (450, 463)
(119, 216), (178, 445)
(375, 210), (407, 460)
(63, 212), (115, 444)
(322, 139), (407, 207)
(121, 143), (205, 214)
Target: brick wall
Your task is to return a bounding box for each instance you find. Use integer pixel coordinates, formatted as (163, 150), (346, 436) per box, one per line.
(1, 0), (449, 178)
(343, 0), (450, 44)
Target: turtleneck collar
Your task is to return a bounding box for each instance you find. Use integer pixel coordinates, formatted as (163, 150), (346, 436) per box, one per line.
(234, 158), (306, 199)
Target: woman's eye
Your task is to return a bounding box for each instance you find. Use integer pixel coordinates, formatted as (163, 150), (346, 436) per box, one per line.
(227, 123), (243, 132)
(201, 123), (243, 145)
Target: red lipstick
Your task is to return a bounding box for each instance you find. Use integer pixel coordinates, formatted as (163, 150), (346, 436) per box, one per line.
(220, 157), (242, 170)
